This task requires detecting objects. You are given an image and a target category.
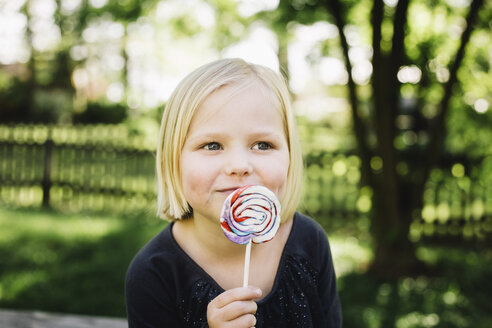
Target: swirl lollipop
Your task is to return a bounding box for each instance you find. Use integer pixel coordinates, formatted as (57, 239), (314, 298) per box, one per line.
(220, 185), (281, 287)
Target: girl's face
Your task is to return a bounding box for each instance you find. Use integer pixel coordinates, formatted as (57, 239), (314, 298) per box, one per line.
(180, 83), (290, 224)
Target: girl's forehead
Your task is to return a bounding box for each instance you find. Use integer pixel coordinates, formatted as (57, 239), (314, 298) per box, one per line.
(197, 84), (281, 120)
(185, 83), (286, 137)
(210, 81), (271, 106)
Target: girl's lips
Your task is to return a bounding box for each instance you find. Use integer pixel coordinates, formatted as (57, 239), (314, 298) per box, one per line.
(217, 187), (242, 194)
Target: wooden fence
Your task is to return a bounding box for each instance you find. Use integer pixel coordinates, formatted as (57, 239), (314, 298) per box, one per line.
(0, 124), (156, 212)
(0, 124), (491, 242)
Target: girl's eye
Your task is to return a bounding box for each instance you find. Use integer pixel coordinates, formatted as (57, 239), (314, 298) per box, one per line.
(253, 142), (272, 151)
(203, 142), (221, 151)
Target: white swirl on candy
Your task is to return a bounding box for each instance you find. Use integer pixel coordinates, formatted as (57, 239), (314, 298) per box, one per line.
(220, 185), (281, 245)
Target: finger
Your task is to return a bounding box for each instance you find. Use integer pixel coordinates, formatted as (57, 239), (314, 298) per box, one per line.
(213, 286), (262, 309)
(207, 299), (258, 326)
(227, 313), (257, 328)
(220, 300), (257, 321)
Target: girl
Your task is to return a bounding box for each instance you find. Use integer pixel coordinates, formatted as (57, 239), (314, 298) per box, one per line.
(125, 58), (342, 327)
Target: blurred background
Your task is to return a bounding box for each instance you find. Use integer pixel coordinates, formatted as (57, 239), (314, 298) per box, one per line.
(0, 0), (491, 326)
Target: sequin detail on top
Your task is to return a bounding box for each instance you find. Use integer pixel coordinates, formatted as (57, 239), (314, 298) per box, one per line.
(176, 278), (220, 328)
(255, 255), (320, 328)
(176, 254), (321, 328)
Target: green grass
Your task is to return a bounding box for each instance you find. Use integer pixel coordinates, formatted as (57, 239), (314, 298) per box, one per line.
(0, 206), (166, 317)
(0, 206), (491, 327)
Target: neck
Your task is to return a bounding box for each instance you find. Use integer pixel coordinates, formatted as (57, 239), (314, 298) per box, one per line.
(178, 214), (246, 259)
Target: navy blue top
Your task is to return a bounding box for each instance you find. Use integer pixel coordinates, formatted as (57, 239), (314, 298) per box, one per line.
(125, 212), (342, 327)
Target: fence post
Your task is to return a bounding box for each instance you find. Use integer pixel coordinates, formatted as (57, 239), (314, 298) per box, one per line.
(42, 128), (53, 208)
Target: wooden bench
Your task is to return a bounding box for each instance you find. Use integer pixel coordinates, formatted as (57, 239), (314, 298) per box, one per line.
(0, 309), (126, 328)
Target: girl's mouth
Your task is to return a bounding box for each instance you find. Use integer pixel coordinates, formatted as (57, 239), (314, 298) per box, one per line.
(217, 185), (261, 196)
(216, 187), (242, 194)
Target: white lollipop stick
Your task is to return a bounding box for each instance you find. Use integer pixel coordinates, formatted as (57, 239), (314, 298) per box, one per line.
(242, 239), (252, 287)
(220, 185), (281, 288)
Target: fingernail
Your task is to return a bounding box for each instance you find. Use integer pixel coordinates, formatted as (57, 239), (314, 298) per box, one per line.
(248, 286), (261, 296)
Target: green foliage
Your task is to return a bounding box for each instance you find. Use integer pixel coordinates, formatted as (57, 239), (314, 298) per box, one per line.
(266, 0), (332, 27)
(339, 247), (492, 328)
(207, 0), (248, 49)
(32, 89), (73, 123)
(0, 79), (31, 123)
(0, 82), (72, 124)
(80, 0), (156, 22)
(73, 102), (128, 124)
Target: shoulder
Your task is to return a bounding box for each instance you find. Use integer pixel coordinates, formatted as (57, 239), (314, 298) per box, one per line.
(126, 224), (181, 293)
(286, 212), (334, 267)
(292, 212), (326, 234)
(125, 223), (199, 326)
(126, 222), (209, 293)
(128, 224), (174, 267)
(290, 212), (331, 247)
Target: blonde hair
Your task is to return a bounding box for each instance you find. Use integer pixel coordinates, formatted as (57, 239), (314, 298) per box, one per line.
(156, 58), (303, 222)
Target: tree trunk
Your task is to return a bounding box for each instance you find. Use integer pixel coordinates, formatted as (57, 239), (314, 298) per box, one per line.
(325, 0), (485, 279)
(368, 188), (423, 278)
(327, 0), (372, 186)
(23, 2), (36, 121)
(366, 0), (424, 278)
(423, 0), (484, 185)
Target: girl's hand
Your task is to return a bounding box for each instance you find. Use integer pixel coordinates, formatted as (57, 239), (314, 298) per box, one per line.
(207, 286), (262, 328)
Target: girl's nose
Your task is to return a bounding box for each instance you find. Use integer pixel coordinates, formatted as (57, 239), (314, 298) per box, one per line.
(224, 151), (253, 176)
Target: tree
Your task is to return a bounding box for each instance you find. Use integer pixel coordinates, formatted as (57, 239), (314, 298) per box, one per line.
(333, 0), (486, 277)
(0, 0), (248, 124)
(0, 0), (156, 124)
(262, 0), (489, 278)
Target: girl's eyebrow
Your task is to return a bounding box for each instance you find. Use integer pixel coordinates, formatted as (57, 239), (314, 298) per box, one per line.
(185, 132), (229, 143)
(248, 131), (285, 140)
(187, 130), (284, 141)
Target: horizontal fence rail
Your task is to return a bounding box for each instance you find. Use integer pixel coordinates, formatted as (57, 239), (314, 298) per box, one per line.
(0, 124), (491, 243)
(0, 124), (156, 213)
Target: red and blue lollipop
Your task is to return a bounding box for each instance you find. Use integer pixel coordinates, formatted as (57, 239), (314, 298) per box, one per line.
(220, 185), (281, 286)
(220, 185), (281, 244)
